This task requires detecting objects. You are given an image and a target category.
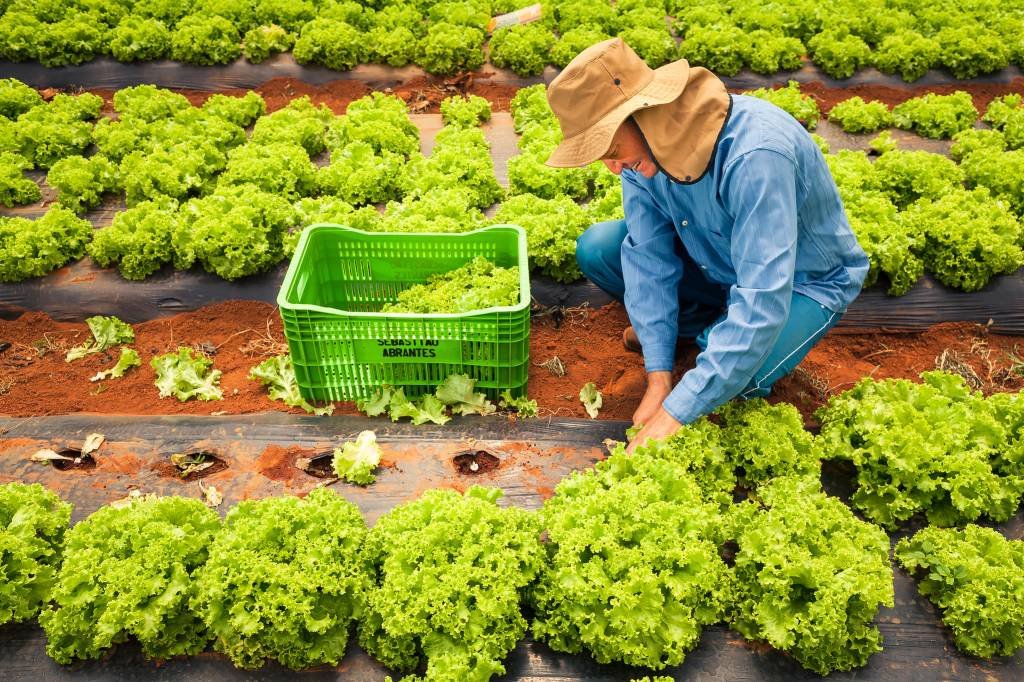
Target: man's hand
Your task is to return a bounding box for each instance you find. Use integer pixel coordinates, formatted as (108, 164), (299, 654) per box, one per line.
(632, 370), (673, 426)
(627, 371), (682, 454)
(626, 407), (682, 454)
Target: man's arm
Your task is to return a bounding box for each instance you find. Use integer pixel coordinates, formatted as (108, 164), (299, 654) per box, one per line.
(662, 148), (799, 425)
(620, 171), (684, 375)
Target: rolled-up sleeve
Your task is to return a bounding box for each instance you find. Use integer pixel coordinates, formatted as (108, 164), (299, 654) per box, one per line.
(620, 171), (683, 373)
(663, 149), (798, 424)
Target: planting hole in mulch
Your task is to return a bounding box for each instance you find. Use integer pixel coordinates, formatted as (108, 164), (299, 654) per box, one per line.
(295, 451), (337, 479)
(821, 459), (860, 502)
(159, 451), (227, 481)
(719, 540), (739, 568)
(453, 450), (500, 475)
(46, 447), (97, 471)
(732, 482), (753, 504)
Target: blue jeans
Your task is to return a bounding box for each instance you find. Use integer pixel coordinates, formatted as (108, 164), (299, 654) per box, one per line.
(576, 219), (841, 397)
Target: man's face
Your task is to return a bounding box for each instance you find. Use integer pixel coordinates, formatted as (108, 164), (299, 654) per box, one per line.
(601, 118), (658, 178)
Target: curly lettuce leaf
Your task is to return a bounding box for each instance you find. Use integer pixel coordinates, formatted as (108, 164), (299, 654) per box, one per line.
(439, 95), (492, 129)
(382, 256), (519, 314)
(892, 91), (979, 139)
(715, 399), (822, 488)
(816, 371), (1024, 528)
(248, 354), (333, 415)
(579, 382), (602, 419)
(725, 476), (894, 675)
(382, 387), (451, 426)
(0, 482), (71, 626)
(193, 488), (371, 669)
(0, 78), (42, 119)
(356, 385), (394, 417)
(218, 141), (316, 199)
(492, 193), (589, 283)
(401, 126), (503, 209)
(332, 430), (382, 485)
(47, 154), (120, 214)
(326, 92), (418, 158)
(436, 374), (496, 416)
(0, 207), (93, 282)
(0, 151), (40, 207)
(293, 19), (365, 71)
(489, 23), (555, 76)
(827, 96), (893, 134)
(151, 347), (223, 402)
(360, 487), (543, 680)
(66, 315), (135, 362)
(87, 199), (179, 281)
(744, 81), (820, 129)
(39, 495), (220, 664)
(896, 525), (1024, 658)
(531, 450), (731, 669)
(172, 183), (297, 280)
(242, 24), (294, 63)
(906, 188), (1023, 292)
(419, 22), (485, 75)
(90, 347), (141, 382)
(499, 389), (537, 418)
(616, 418), (736, 508)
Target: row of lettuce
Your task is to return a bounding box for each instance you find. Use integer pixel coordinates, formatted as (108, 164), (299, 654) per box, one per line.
(758, 84), (1024, 294)
(3, 79), (1024, 294)
(4, 371), (1023, 678)
(1, 0), (1023, 81)
(0, 78), (617, 284)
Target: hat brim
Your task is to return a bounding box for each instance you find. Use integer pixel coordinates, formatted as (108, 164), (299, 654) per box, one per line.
(545, 58), (690, 169)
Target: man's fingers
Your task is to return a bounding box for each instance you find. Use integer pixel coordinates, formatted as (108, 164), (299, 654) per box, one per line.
(625, 427), (650, 455)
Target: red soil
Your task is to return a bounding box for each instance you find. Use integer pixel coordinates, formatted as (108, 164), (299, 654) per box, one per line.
(1, 300), (1021, 423)
(761, 78), (1024, 114)
(257, 444), (326, 483)
(87, 73), (522, 116)
(74, 72), (1024, 120)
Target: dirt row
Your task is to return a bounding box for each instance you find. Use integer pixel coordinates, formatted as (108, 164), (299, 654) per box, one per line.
(56, 73), (1024, 117)
(1, 300), (1021, 422)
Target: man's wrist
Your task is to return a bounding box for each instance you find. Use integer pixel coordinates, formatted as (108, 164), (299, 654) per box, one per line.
(647, 370), (673, 390)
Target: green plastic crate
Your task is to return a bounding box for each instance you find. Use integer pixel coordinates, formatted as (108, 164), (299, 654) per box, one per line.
(277, 223), (531, 403)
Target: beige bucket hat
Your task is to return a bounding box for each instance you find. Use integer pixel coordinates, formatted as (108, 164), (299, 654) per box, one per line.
(545, 38), (731, 183)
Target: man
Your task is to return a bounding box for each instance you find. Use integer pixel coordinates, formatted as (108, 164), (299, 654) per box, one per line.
(544, 38), (869, 451)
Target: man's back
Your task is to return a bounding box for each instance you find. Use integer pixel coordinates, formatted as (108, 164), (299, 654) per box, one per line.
(622, 93), (870, 313)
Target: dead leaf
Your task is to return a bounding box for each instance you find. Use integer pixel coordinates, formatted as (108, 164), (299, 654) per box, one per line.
(30, 448), (75, 463)
(110, 489), (144, 508)
(199, 481), (223, 508)
(82, 433), (104, 456)
(170, 452), (216, 478)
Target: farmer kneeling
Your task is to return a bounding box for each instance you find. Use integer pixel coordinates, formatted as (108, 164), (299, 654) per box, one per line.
(545, 39), (869, 451)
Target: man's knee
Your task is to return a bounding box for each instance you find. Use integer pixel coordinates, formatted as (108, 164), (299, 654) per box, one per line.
(576, 219), (626, 279)
(740, 300), (841, 398)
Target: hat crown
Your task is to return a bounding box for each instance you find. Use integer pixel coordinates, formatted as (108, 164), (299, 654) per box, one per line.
(547, 38), (655, 140)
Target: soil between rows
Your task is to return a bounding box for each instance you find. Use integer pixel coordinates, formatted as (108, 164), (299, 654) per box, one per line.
(84, 73), (522, 117)
(0, 300), (1021, 422)
(68, 74), (1024, 117)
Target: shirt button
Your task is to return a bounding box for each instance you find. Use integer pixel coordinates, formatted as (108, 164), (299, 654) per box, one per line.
(681, 219), (689, 227)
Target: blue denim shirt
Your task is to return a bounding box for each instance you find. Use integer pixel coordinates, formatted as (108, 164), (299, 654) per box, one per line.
(621, 94), (869, 424)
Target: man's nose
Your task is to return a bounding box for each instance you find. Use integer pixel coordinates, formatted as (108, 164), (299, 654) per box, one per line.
(603, 159), (622, 175)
